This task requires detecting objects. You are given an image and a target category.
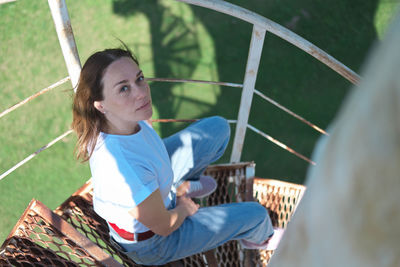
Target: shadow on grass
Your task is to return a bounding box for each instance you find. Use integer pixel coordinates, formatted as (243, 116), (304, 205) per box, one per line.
(112, 0), (379, 184)
(112, 0), (201, 137)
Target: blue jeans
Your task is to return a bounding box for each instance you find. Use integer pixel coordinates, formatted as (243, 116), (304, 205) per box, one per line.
(163, 115), (231, 187)
(114, 116), (274, 265)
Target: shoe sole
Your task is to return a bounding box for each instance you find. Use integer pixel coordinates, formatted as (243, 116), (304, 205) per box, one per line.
(186, 176), (217, 198)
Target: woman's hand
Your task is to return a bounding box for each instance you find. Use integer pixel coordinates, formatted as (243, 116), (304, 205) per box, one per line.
(176, 195), (199, 216)
(129, 189), (199, 236)
(176, 181), (190, 197)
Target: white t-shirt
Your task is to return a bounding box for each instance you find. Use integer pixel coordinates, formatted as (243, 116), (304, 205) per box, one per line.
(89, 120), (174, 233)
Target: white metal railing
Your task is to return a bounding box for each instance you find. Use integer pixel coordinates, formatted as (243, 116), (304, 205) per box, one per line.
(177, 0), (360, 163)
(147, 78), (328, 136)
(0, 80), (317, 182)
(231, 24), (266, 162)
(176, 0), (360, 84)
(0, 77), (70, 119)
(0, 130), (73, 181)
(0, 0), (16, 5)
(47, 0), (81, 89)
(0, 0), (360, 180)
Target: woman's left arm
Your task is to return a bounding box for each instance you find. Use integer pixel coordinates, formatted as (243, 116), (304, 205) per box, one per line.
(128, 189), (198, 236)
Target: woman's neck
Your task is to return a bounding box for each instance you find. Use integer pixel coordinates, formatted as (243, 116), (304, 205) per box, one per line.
(103, 121), (140, 135)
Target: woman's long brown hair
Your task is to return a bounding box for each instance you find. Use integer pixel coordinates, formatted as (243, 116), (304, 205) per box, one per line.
(71, 48), (138, 162)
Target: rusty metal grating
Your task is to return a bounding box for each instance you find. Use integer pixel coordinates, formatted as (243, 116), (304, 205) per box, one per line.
(53, 180), (209, 267)
(252, 178), (306, 266)
(0, 163), (306, 266)
(52, 163), (254, 267)
(203, 163), (248, 206)
(54, 189), (137, 267)
(201, 163), (250, 267)
(0, 199), (121, 266)
(214, 241), (242, 267)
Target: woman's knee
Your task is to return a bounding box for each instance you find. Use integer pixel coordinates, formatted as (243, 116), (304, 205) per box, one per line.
(194, 116), (230, 141)
(243, 202), (269, 223)
(208, 116), (231, 140)
(190, 116), (230, 163)
(208, 116), (230, 159)
(203, 116), (230, 153)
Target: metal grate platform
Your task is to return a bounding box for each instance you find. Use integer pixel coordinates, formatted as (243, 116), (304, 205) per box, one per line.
(0, 162), (305, 266)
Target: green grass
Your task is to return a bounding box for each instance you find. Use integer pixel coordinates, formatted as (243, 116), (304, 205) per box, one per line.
(0, 0), (398, 242)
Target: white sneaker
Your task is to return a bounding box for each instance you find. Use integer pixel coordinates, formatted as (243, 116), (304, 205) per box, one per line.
(240, 228), (285, 250)
(186, 175), (217, 198)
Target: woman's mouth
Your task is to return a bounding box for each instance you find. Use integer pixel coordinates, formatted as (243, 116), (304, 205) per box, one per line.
(136, 100), (151, 111)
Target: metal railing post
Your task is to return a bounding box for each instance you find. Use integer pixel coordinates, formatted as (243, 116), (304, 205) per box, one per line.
(230, 25), (266, 163)
(48, 0), (81, 89)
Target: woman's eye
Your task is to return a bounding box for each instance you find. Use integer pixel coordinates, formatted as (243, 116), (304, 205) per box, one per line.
(137, 76), (144, 82)
(120, 85), (129, 93)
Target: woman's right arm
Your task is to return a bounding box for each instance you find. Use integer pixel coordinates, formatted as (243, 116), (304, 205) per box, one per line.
(128, 189), (199, 236)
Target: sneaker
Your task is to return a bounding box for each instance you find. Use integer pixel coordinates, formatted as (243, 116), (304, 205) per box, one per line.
(186, 175), (217, 198)
(239, 227), (285, 250)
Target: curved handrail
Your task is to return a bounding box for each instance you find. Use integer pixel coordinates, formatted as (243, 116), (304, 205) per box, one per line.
(177, 0), (360, 85)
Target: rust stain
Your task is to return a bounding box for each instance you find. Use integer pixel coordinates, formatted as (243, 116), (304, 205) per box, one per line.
(308, 47), (360, 85)
(62, 20), (73, 36)
(59, 0), (65, 9)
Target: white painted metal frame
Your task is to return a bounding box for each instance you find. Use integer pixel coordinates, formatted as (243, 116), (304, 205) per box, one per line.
(231, 25), (266, 162)
(0, 0), (16, 5)
(177, 0), (360, 84)
(0, 130), (73, 181)
(48, 0), (81, 89)
(45, 0), (360, 165)
(0, 0), (361, 181)
(177, 0), (360, 163)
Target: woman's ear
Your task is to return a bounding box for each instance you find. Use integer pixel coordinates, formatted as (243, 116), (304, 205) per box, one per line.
(94, 101), (106, 114)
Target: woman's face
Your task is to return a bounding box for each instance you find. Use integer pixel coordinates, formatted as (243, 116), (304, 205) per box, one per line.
(94, 57), (152, 134)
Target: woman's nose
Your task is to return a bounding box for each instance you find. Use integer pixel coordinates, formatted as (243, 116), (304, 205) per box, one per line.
(134, 83), (148, 99)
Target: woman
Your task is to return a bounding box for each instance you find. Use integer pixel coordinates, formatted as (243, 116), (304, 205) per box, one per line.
(71, 47), (281, 265)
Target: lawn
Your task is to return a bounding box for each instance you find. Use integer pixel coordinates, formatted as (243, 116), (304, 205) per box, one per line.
(0, 0), (398, 242)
